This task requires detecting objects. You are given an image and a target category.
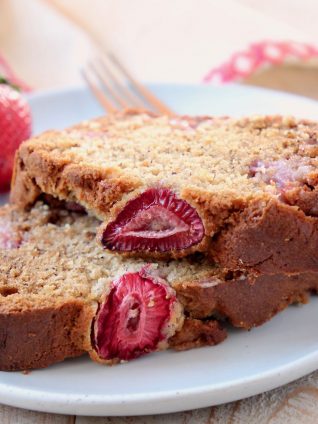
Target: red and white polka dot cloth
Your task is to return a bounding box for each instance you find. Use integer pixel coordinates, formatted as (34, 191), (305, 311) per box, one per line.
(203, 41), (318, 84)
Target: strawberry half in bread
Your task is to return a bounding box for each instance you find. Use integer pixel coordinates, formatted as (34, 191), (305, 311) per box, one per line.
(0, 79), (32, 192)
(99, 188), (207, 259)
(91, 267), (183, 363)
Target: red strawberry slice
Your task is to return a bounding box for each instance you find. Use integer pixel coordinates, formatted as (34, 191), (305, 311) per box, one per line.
(93, 271), (178, 361)
(101, 188), (204, 253)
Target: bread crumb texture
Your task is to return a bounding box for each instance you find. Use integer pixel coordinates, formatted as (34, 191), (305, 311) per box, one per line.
(0, 203), (218, 309)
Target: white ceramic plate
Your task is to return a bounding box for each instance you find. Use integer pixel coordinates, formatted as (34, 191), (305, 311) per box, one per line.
(1, 84), (318, 416)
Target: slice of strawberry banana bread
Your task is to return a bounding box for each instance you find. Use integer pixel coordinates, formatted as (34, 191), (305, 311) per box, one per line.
(11, 111), (318, 273)
(2, 202), (318, 371)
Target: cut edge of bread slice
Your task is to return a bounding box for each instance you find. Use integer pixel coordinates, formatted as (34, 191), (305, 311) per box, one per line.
(1, 202), (318, 371)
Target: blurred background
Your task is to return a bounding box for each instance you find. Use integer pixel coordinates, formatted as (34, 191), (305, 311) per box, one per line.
(1, 0), (318, 98)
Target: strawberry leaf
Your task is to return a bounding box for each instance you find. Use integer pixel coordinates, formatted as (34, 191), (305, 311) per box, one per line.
(0, 76), (20, 91)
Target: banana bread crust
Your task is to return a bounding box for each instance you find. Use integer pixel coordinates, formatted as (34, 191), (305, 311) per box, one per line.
(211, 199), (318, 273)
(0, 299), (226, 371)
(11, 112), (318, 272)
(0, 299), (86, 371)
(169, 318), (226, 351)
(176, 270), (318, 327)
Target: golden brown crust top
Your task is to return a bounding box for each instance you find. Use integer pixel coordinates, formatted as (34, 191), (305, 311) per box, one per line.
(10, 111), (318, 265)
(11, 112), (318, 212)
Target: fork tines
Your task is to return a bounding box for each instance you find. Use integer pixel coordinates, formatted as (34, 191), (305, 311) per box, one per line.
(82, 51), (173, 115)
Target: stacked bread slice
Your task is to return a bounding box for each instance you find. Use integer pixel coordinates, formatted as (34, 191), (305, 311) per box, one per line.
(2, 111), (318, 370)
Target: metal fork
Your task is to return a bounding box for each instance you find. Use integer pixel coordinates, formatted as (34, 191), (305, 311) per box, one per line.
(82, 51), (174, 115)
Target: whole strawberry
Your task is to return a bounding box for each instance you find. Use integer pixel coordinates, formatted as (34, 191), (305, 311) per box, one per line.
(0, 79), (32, 192)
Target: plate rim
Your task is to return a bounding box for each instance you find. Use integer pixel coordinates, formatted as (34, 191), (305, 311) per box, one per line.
(1, 350), (318, 416)
(26, 81), (318, 111)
